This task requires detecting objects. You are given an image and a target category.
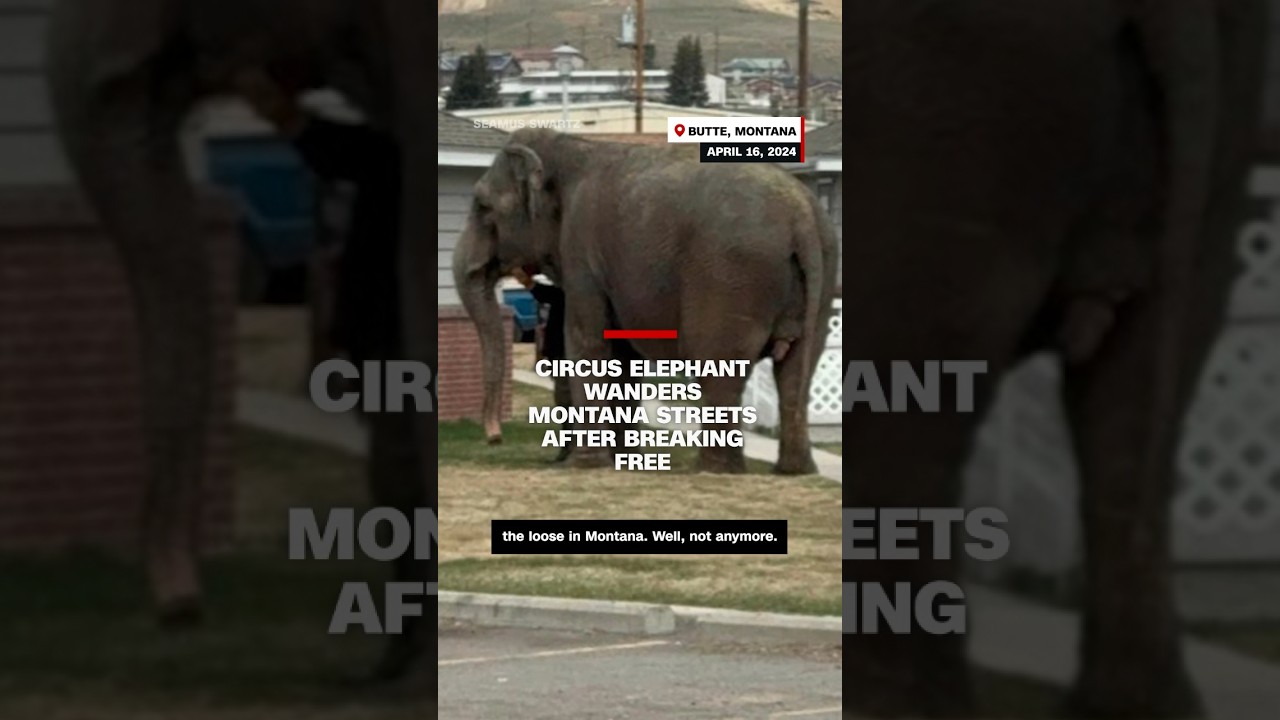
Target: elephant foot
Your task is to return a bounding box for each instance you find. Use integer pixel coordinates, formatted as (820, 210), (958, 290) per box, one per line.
(696, 449), (748, 475)
(156, 595), (204, 629)
(486, 434), (503, 446)
(1062, 670), (1203, 719)
(372, 636), (426, 682)
(569, 448), (612, 469)
(773, 453), (817, 476)
(845, 661), (977, 719)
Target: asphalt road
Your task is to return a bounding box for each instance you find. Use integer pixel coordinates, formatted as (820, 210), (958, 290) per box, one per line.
(438, 622), (842, 720)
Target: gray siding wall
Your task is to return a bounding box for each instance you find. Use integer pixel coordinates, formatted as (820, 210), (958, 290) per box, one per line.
(0, 2), (69, 185)
(438, 166), (485, 306)
(0, 1), (204, 186)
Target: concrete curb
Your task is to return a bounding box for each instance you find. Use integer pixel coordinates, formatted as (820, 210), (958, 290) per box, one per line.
(439, 591), (840, 647)
(440, 591), (676, 635)
(669, 604), (842, 646)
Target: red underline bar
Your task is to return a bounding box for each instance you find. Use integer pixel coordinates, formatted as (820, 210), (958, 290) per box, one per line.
(604, 329), (678, 340)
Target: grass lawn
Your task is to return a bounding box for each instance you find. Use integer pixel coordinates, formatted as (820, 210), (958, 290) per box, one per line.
(815, 443), (842, 456)
(441, 382), (842, 616)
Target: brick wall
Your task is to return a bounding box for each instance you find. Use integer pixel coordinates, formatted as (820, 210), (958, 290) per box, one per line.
(437, 305), (514, 422)
(0, 187), (238, 555)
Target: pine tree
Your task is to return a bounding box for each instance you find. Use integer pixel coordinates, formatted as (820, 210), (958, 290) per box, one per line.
(689, 37), (710, 107)
(446, 45), (501, 110)
(666, 36), (709, 107)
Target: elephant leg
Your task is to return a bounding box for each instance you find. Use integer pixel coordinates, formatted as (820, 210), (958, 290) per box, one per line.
(51, 73), (210, 623)
(565, 286), (614, 469)
(1060, 293), (1203, 718)
(552, 375), (574, 462)
(844, 407), (990, 718)
(694, 374), (750, 475)
(608, 344), (641, 457)
(772, 339), (818, 475)
(367, 409), (430, 680)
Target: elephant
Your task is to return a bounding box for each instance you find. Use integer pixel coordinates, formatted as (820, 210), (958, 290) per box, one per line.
(453, 129), (839, 475)
(44, 0), (435, 680)
(845, 1), (1267, 718)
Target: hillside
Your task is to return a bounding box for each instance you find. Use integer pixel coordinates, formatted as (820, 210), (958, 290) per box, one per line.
(438, 0), (842, 79)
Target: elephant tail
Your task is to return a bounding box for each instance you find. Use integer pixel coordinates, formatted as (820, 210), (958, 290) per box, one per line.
(1135, 3), (1222, 477)
(793, 194), (833, 380)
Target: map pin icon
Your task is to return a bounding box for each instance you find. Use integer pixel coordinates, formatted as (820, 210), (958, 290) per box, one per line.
(674, 124), (685, 137)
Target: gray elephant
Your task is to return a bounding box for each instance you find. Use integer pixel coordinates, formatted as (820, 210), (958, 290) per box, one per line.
(845, 1), (1267, 718)
(45, 0), (434, 679)
(453, 129), (839, 475)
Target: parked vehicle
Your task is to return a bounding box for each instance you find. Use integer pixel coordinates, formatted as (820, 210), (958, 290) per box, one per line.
(502, 284), (539, 342)
(206, 136), (317, 304)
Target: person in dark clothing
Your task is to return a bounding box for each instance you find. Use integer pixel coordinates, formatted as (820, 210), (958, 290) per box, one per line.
(512, 268), (573, 463)
(234, 69), (426, 680)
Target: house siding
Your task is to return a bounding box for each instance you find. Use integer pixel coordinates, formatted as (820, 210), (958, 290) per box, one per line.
(438, 165), (485, 307)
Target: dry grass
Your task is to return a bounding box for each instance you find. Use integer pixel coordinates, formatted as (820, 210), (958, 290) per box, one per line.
(439, 0), (844, 77)
(439, 460), (841, 615)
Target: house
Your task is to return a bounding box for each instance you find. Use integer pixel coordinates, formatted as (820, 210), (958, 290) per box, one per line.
(0, 1), (205, 184)
(720, 57), (790, 81)
(785, 121), (842, 280)
(438, 51), (524, 89)
(497, 70), (727, 108)
(451, 101), (799, 135)
(437, 111), (515, 420)
(0, 0), (234, 553)
(511, 48), (588, 73)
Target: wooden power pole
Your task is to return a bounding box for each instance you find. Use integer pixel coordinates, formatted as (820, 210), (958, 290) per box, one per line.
(797, 0), (809, 119)
(635, 0), (645, 133)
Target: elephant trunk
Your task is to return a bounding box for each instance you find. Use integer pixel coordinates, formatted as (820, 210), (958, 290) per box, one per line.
(452, 219), (507, 443)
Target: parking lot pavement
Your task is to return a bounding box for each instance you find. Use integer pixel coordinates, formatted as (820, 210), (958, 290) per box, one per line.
(438, 622), (842, 720)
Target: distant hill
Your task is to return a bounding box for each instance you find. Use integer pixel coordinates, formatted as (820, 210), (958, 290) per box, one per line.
(438, 0), (842, 80)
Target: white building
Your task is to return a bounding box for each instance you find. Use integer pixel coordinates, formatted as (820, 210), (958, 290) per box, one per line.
(490, 70), (726, 108)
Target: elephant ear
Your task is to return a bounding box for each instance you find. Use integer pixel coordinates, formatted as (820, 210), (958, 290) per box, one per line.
(503, 144), (545, 221)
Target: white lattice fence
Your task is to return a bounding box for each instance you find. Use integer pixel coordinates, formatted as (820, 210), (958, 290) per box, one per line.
(742, 299), (843, 428)
(966, 166), (1280, 568)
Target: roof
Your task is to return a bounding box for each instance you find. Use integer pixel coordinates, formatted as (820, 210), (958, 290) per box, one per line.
(437, 111), (509, 149)
(721, 58), (790, 71)
(439, 52), (520, 74)
(586, 134), (670, 146)
(806, 122), (841, 156)
(452, 100), (783, 119)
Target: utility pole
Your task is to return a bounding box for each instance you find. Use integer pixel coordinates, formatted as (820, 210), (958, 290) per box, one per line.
(635, 0), (645, 133)
(580, 25), (587, 64)
(797, 0), (809, 119)
(484, 14), (490, 49)
(714, 28), (719, 73)
(526, 21), (532, 48)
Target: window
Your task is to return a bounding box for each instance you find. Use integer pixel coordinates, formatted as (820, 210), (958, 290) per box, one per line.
(816, 178), (834, 215)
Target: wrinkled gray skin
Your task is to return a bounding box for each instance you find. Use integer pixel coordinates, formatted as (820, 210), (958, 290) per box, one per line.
(846, 1), (1267, 717)
(453, 129), (838, 475)
(45, 0), (434, 681)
